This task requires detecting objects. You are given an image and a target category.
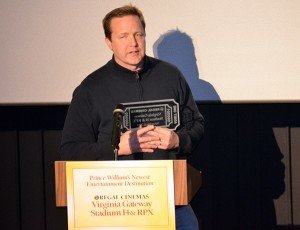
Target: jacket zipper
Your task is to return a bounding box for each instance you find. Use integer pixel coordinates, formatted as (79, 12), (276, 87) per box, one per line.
(134, 71), (144, 159)
(135, 71), (143, 101)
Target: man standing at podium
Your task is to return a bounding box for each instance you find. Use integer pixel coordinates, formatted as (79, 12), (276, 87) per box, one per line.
(61, 4), (204, 230)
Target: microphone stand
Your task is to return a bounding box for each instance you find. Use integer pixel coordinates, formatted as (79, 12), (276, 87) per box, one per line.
(111, 104), (125, 161)
(114, 148), (119, 161)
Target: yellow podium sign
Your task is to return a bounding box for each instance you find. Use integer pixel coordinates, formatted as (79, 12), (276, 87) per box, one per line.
(66, 160), (176, 230)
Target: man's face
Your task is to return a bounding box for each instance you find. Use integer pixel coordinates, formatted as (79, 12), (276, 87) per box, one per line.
(105, 15), (146, 71)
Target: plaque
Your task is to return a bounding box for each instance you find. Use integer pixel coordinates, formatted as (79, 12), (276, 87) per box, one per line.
(121, 99), (180, 131)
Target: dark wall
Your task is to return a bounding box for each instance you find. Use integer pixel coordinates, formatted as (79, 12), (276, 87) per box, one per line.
(1, 103), (299, 230)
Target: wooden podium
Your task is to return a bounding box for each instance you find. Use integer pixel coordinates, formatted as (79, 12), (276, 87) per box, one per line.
(55, 159), (201, 207)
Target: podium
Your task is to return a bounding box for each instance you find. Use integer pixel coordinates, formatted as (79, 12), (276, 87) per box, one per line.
(55, 160), (201, 230)
(55, 160), (201, 207)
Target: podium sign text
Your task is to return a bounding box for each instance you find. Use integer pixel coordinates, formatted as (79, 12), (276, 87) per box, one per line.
(66, 160), (176, 230)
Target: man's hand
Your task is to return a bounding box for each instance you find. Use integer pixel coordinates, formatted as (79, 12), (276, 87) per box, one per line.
(152, 126), (179, 150)
(118, 125), (179, 156)
(118, 125), (160, 155)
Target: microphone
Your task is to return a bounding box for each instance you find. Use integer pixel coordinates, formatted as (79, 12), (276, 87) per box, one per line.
(111, 104), (125, 151)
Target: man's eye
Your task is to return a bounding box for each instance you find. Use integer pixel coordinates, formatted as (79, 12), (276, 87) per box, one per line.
(135, 33), (144, 38)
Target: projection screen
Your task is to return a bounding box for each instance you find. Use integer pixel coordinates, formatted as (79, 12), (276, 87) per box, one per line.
(1, 0), (299, 104)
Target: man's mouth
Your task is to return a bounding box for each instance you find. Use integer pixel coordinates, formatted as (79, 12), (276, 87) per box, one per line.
(129, 50), (139, 55)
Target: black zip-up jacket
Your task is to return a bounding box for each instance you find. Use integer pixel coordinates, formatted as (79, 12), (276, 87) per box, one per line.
(60, 56), (204, 160)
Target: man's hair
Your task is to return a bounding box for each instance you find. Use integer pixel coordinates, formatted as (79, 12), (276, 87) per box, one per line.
(102, 5), (146, 40)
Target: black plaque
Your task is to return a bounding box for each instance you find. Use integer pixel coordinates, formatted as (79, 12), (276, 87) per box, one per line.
(121, 99), (180, 131)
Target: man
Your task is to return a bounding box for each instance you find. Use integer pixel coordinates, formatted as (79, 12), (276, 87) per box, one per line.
(61, 5), (204, 230)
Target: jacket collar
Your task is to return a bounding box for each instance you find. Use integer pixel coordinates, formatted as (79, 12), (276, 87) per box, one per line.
(111, 55), (150, 76)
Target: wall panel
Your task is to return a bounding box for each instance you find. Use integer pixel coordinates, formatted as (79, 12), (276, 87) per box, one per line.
(273, 127), (292, 225)
(190, 105), (215, 229)
(209, 104), (239, 229)
(19, 131), (45, 230)
(0, 131), (20, 229)
(43, 131), (67, 230)
(237, 105), (264, 229)
(291, 128), (300, 225)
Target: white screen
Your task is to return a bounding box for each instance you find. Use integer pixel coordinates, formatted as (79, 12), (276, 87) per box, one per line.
(1, 0), (299, 104)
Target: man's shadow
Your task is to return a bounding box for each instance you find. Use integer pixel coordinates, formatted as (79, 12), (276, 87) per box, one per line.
(153, 29), (220, 103)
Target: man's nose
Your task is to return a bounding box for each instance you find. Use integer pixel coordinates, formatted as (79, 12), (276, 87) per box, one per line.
(128, 35), (138, 46)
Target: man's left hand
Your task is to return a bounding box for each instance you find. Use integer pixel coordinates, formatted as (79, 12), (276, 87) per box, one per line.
(150, 126), (179, 150)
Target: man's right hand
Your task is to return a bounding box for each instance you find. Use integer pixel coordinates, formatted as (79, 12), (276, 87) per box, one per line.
(118, 125), (161, 155)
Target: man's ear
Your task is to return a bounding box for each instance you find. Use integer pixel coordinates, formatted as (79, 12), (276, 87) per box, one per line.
(105, 38), (113, 51)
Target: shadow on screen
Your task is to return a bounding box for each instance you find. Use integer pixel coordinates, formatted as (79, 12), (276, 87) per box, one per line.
(153, 29), (286, 229)
(153, 29), (220, 103)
